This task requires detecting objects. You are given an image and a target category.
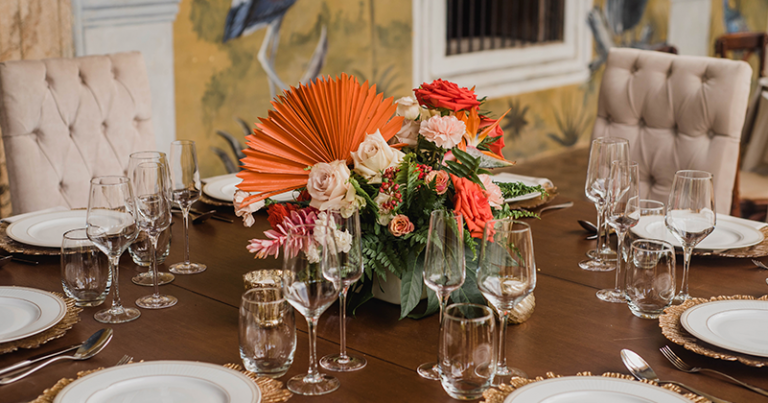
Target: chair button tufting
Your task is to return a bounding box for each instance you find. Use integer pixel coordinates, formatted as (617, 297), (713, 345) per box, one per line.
(101, 122), (108, 131)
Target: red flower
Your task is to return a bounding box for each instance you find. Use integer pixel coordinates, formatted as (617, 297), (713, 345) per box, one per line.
(296, 189), (311, 202)
(479, 116), (506, 158)
(415, 79), (481, 112)
(266, 203), (300, 229)
(450, 175), (493, 239)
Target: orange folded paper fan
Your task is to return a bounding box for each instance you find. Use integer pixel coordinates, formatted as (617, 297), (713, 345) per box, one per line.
(236, 74), (404, 206)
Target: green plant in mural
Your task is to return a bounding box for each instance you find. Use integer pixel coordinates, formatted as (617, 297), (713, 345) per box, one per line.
(547, 99), (593, 147)
(352, 64), (403, 99)
(501, 99), (529, 140)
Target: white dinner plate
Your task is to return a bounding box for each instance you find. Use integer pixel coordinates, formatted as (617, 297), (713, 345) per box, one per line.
(681, 300), (768, 357)
(0, 286), (66, 343)
(630, 214), (764, 251)
(6, 210), (87, 249)
(492, 174), (545, 203)
(54, 361), (261, 403)
(203, 174), (295, 207)
(503, 376), (690, 403)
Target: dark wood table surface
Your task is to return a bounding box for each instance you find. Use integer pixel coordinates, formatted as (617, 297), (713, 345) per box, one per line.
(2, 199), (768, 402)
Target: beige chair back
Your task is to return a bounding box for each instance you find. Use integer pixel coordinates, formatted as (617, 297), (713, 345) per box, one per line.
(0, 52), (156, 215)
(592, 48), (752, 214)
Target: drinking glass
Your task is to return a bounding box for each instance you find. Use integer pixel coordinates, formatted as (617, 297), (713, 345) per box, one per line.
(133, 162), (177, 309)
(417, 210), (466, 381)
(623, 199), (666, 265)
(665, 170), (715, 303)
(61, 228), (110, 307)
(320, 210), (366, 372)
(282, 223), (340, 395)
(597, 161), (640, 303)
(439, 303), (496, 400)
(168, 140), (206, 274)
(86, 176), (140, 324)
(478, 219), (536, 384)
(626, 240), (676, 318)
(239, 287), (296, 377)
(580, 137), (629, 271)
(127, 151), (174, 286)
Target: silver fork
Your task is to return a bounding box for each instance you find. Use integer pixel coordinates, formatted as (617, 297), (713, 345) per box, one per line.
(114, 355), (132, 366)
(751, 259), (768, 270)
(660, 346), (768, 397)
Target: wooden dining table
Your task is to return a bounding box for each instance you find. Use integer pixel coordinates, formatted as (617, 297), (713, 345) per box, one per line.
(1, 198), (768, 402)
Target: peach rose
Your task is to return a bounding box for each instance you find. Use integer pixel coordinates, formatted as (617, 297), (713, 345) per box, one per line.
(479, 174), (504, 209)
(389, 214), (414, 237)
(451, 174), (493, 239)
(420, 115), (466, 149)
(396, 120), (420, 147)
(351, 130), (404, 183)
(395, 96), (422, 121)
(426, 170), (450, 195)
(307, 160), (357, 212)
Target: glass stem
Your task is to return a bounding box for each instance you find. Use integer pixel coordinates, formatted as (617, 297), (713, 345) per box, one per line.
(305, 316), (322, 383)
(109, 256), (123, 312)
(436, 293), (449, 366)
(150, 233), (160, 298)
(595, 203), (608, 255)
(181, 206), (191, 265)
(497, 310), (510, 370)
(614, 229), (627, 294)
(338, 284), (350, 359)
(679, 245), (693, 298)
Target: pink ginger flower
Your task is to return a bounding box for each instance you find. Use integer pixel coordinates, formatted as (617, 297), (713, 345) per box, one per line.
(247, 207), (318, 259)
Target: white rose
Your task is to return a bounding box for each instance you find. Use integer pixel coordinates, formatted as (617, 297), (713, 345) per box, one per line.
(396, 120), (420, 147)
(233, 190), (259, 227)
(396, 96), (421, 121)
(351, 130), (405, 183)
(308, 160), (357, 212)
(374, 192), (394, 225)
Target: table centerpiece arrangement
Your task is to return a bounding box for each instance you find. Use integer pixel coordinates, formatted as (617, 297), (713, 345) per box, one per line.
(234, 74), (546, 318)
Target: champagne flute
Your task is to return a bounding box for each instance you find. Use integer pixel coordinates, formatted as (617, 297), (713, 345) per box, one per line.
(282, 222), (340, 395)
(133, 162), (177, 309)
(168, 140), (206, 274)
(597, 161), (640, 303)
(417, 210), (466, 380)
(87, 176), (140, 324)
(580, 137), (629, 271)
(665, 170), (715, 303)
(320, 210), (366, 372)
(127, 151), (174, 286)
(478, 219), (536, 385)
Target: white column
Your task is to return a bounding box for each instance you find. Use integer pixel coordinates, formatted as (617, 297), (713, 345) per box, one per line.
(71, 0), (181, 156)
(668, 0), (712, 56)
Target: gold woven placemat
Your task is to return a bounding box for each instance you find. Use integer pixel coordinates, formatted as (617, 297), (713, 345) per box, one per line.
(30, 362), (292, 403)
(692, 227), (768, 258)
(200, 192), (234, 207)
(659, 294), (768, 367)
(0, 293), (81, 355)
(0, 222), (60, 255)
(508, 185), (558, 210)
(482, 372), (709, 403)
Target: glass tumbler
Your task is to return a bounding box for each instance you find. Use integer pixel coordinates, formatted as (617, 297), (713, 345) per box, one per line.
(239, 287), (296, 378)
(626, 240), (676, 319)
(61, 228), (110, 307)
(439, 303), (496, 400)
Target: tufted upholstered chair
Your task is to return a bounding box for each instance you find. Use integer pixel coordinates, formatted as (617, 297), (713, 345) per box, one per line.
(592, 48), (752, 215)
(0, 52), (157, 215)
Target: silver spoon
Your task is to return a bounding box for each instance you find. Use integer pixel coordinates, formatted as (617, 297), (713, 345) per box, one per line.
(538, 201), (574, 214)
(752, 259), (768, 270)
(0, 328), (113, 385)
(621, 349), (732, 403)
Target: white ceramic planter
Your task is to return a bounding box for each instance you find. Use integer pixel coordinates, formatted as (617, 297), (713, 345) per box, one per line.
(372, 271), (427, 305)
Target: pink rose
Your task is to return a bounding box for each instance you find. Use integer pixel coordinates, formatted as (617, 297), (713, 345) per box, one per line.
(479, 174), (504, 209)
(419, 115), (466, 149)
(389, 214), (414, 237)
(426, 170), (450, 195)
(307, 160), (356, 212)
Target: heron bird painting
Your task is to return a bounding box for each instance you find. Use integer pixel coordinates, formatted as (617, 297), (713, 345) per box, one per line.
(222, 0), (328, 99)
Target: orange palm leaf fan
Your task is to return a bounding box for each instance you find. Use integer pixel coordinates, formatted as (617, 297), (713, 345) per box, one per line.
(236, 74), (404, 206)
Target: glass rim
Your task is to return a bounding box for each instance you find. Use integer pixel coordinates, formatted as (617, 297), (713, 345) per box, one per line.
(444, 303), (494, 322)
(172, 139), (195, 146)
(484, 218), (530, 232)
(242, 287), (285, 305)
(129, 151), (167, 159)
(90, 176), (129, 186)
(638, 199), (665, 207)
(592, 136), (629, 145)
(631, 238), (674, 252)
(674, 170), (712, 179)
(62, 227), (90, 241)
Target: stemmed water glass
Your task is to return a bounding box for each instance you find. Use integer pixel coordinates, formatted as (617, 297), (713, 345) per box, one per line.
(282, 222), (340, 395)
(168, 140), (206, 274)
(580, 137), (629, 271)
(133, 161), (177, 309)
(597, 161), (640, 303)
(127, 151), (174, 286)
(478, 219), (536, 385)
(86, 176), (140, 324)
(665, 170), (715, 303)
(320, 210), (366, 372)
(417, 210), (466, 380)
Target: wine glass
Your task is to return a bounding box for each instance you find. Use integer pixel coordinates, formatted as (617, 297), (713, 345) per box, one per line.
(597, 161), (640, 303)
(168, 140), (206, 274)
(127, 151), (174, 286)
(417, 210), (466, 380)
(580, 137), (629, 271)
(87, 176), (140, 324)
(282, 222), (340, 395)
(133, 162), (177, 309)
(319, 210), (366, 372)
(665, 170), (715, 303)
(478, 219), (536, 385)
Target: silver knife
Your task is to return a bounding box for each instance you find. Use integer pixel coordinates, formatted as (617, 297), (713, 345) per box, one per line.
(0, 340), (83, 376)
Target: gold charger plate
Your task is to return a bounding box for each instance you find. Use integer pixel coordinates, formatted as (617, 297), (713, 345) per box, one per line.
(0, 222), (61, 256)
(659, 294), (768, 367)
(0, 293), (82, 355)
(508, 185), (558, 210)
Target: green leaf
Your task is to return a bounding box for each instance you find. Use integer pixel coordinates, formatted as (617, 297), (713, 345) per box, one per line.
(407, 286), (440, 319)
(449, 264), (485, 305)
(399, 249), (424, 319)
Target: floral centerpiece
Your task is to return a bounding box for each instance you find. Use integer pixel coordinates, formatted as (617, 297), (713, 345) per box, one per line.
(234, 75), (545, 318)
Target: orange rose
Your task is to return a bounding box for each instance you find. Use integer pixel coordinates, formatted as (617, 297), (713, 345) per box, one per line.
(415, 79), (481, 112)
(451, 175), (493, 239)
(389, 214), (415, 237)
